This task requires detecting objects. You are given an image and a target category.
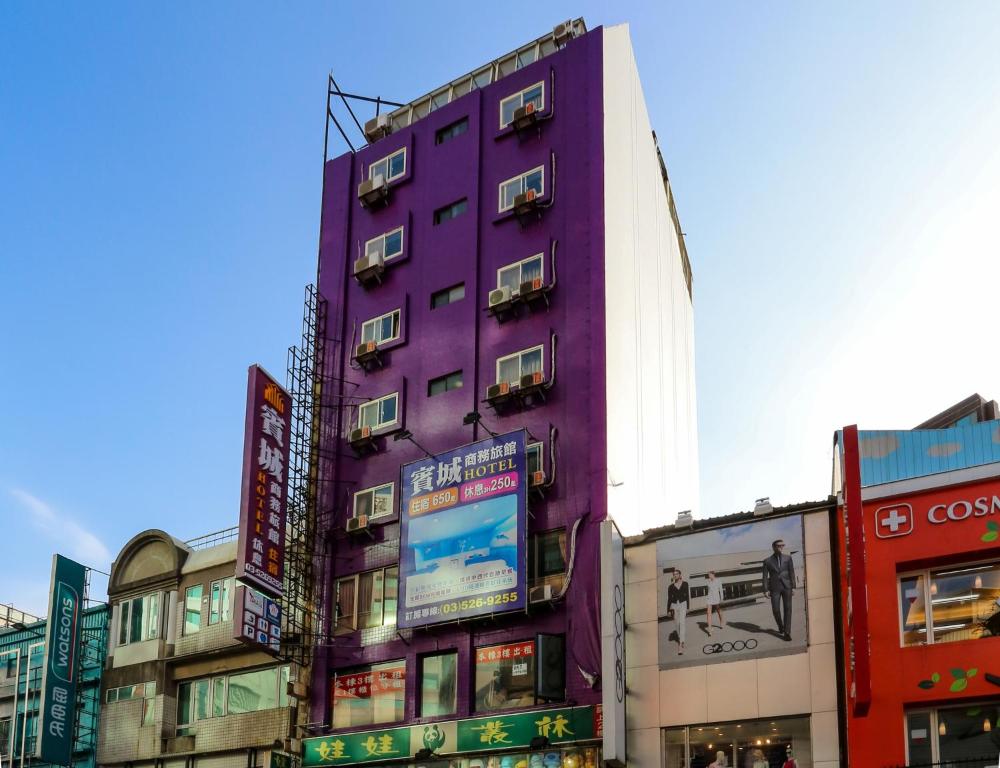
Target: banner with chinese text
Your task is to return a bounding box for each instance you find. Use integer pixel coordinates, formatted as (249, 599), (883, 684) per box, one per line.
(35, 554), (86, 765)
(398, 431), (527, 629)
(236, 364), (292, 597)
(302, 706), (598, 767)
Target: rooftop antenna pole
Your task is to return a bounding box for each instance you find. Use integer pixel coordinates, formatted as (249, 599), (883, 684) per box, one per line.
(330, 74), (367, 144)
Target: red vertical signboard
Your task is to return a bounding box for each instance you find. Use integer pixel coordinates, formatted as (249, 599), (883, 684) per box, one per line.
(236, 365), (291, 597)
(843, 424), (872, 715)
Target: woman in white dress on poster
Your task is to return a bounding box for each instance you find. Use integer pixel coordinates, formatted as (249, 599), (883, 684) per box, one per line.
(706, 570), (725, 637)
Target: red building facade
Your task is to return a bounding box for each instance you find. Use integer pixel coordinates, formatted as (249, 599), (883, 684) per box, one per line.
(837, 423), (1000, 766)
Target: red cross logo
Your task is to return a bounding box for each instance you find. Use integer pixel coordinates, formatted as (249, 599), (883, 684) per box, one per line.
(875, 503), (914, 539)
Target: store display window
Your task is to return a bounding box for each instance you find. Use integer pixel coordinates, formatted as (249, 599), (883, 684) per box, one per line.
(906, 702), (1000, 766)
(473, 640), (536, 712)
(331, 660), (405, 729)
(898, 558), (1000, 646)
(663, 715), (811, 767)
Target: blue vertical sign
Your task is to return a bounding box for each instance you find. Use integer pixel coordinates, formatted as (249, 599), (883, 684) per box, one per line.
(398, 431), (528, 628)
(36, 554), (86, 765)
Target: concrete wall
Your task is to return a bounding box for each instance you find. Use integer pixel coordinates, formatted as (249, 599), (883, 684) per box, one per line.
(602, 24), (699, 535)
(624, 510), (841, 768)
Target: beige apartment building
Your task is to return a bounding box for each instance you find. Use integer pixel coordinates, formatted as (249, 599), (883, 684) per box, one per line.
(97, 528), (303, 768)
(624, 499), (842, 768)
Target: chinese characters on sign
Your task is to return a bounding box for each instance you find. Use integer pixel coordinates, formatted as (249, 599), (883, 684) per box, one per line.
(333, 667), (405, 700)
(35, 554), (86, 765)
(236, 365), (292, 597)
(399, 432), (528, 629)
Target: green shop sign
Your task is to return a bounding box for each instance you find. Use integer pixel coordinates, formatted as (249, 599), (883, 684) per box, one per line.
(303, 706), (597, 767)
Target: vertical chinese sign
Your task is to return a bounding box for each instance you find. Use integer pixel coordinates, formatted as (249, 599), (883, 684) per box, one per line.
(398, 431), (528, 629)
(36, 554), (86, 765)
(236, 365), (292, 598)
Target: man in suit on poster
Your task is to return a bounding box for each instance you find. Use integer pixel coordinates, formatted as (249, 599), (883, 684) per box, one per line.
(762, 539), (796, 640)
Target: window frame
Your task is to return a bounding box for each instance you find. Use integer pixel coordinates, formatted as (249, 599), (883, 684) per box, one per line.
(331, 660), (407, 729)
(209, 578), (233, 625)
(905, 702), (1000, 766)
(498, 166), (545, 213)
(896, 556), (1000, 647)
(431, 283), (465, 309)
(184, 584), (203, 636)
(418, 651), (458, 718)
(499, 81), (545, 129)
(435, 117), (469, 144)
(526, 442), (543, 476)
(364, 226), (404, 263)
(497, 253), (544, 294)
(368, 148), (406, 183)
(176, 665), (289, 731)
(117, 592), (160, 646)
(433, 198), (468, 225)
(334, 565), (399, 633)
(473, 639), (538, 714)
(357, 392), (399, 432)
(495, 345), (544, 387)
(360, 309), (402, 347)
(352, 482), (395, 522)
(428, 370), (463, 397)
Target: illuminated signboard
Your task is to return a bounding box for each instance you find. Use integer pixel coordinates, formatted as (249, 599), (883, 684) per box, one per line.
(36, 554), (86, 765)
(236, 364), (292, 597)
(398, 431), (527, 628)
(233, 584), (281, 655)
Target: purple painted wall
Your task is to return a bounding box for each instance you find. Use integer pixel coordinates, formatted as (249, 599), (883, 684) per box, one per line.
(311, 27), (608, 730)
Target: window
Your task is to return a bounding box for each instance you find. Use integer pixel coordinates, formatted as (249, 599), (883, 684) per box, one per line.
(368, 148), (405, 183)
(209, 578), (233, 625)
(498, 254), (543, 295)
(434, 199), (467, 224)
(499, 167), (544, 212)
(428, 371), (463, 397)
(353, 482), (394, 521)
(435, 118), (468, 144)
(906, 704), (1000, 766)
(358, 392), (398, 431)
(496, 346), (544, 387)
(335, 567), (399, 633)
(431, 283), (465, 309)
(530, 529), (567, 590)
(361, 309), (401, 346)
(664, 716), (812, 768)
(499, 81), (544, 129)
(177, 666), (289, 730)
(332, 660), (405, 729)
(184, 585), (203, 635)
(898, 558), (1000, 646)
(474, 640), (536, 712)
(0, 718), (10, 757)
(106, 682), (157, 725)
(526, 443), (543, 476)
(365, 227), (404, 263)
(420, 652), (457, 717)
(117, 593), (160, 646)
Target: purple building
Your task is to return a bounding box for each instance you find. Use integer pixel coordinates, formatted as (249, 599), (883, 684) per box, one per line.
(307, 19), (698, 768)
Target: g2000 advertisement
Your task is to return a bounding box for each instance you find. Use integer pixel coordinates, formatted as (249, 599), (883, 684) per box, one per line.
(398, 431), (527, 629)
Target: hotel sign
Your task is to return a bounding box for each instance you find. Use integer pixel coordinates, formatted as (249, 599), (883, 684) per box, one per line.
(236, 364), (292, 597)
(36, 554), (86, 765)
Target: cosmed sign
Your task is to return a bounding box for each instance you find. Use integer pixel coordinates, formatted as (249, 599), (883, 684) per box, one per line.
(236, 364), (292, 597)
(398, 431), (527, 629)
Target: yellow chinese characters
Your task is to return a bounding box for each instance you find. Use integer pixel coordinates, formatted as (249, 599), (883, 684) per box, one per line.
(535, 714), (574, 739)
(471, 720), (512, 745)
(316, 739), (346, 761)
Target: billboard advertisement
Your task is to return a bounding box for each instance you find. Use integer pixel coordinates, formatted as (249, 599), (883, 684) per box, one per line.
(398, 431), (527, 629)
(236, 364), (292, 597)
(656, 515), (807, 669)
(233, 584), (281, 655)
(36, 554), (86, 765)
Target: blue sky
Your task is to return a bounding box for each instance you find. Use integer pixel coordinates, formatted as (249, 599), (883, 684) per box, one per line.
(3, 2), (1000, 614)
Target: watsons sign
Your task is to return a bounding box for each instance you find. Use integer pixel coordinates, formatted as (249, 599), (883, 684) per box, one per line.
(36, 554), (87, 766)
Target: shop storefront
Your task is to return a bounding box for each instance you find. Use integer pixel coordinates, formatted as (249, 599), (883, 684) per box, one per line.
(664, 715), (811, 767)
(302, 706), (602, 768)
(836, 423), (1000, 767)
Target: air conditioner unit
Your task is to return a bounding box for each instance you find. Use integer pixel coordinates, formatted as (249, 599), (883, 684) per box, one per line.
(358, 174), (389, 207)
(489, 285), (512, 308)
(520, 371), (544, 389)
(486, 382), (511, 400)
(529, 470), (546, 487)
(529, 584), (554, 603)
(364, 114), (392, 142)
(512, 102), (538, 130)
(355, 341), (378, 359)
(513, 189), (539, 216)
(553, 20), (576, 46)
(519, 277), (543, 296)
(346, 514), (370, 534)
(350, 426), (372, 444)
(353, 252), (384, 279)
